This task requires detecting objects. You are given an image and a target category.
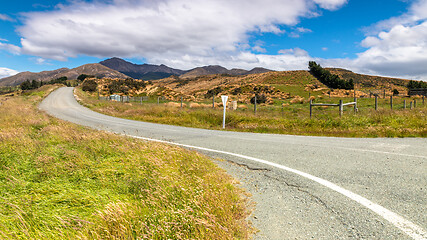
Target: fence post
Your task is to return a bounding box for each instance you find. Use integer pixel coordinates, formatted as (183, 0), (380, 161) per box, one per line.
(140, 97), (142, 105)
(383, 89), (386, 99)
(181, 96), (183, 108)
(354, 97), (357, 113)
(423, 95), (425, 105)
(212, 95), (215, 108)
(310, 99), (313, 119)
(390, 95), (393, 110)
(339, 100), (343, 117)
(410, 101), (413, 109)
(414, 99), (417, 108)
(157, 96), (160, 105)
(404, 99), (406, 109)
(254, 95), (257, 114)
(375, 95), (378, 110)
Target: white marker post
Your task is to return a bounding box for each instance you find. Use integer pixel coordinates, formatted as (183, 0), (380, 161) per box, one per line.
(221, 95), (228, 129)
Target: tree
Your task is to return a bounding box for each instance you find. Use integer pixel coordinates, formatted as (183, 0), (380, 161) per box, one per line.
(407, 80), (427, 89)
(31, 80), (40, 89)
(308, 61), (354, 90)
(81, 79), (98, 92)
(77, 74), (94, 81)
(20, 80), (32, 90)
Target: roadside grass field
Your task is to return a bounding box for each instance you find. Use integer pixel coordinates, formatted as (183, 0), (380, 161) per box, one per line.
(77, 87), (426, 138)
(0, 86), (252, 239)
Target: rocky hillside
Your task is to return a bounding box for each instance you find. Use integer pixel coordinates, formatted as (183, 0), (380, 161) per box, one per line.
(100, 57), (273, 80)
(0, 63), (129, 87)
(100, 57), (185, 80)
(180, 65), (272, 79)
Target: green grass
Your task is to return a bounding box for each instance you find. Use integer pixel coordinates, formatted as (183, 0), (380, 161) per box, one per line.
(0, 86), (252, 239)
(77, 88), (426, 138)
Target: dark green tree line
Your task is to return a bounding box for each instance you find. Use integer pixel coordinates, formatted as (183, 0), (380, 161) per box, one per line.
(308, 61), (354, 90)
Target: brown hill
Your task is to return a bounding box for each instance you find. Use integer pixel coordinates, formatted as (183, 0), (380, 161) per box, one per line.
(0, 63), (129, 86)
(142, 70), (324, 103)
(180, 65), (273, 79)
(100, 57), (185, 80)
(327, 68), (409, 89)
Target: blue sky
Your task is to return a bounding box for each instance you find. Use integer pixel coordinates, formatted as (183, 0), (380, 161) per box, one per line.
(1, 0), (427, 80)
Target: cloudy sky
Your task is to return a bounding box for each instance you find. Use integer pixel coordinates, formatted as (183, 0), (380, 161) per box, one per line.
(1, 0), (427, 80)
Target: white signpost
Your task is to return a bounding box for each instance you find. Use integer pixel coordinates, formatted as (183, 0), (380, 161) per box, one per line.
(221, 95), (228, 129)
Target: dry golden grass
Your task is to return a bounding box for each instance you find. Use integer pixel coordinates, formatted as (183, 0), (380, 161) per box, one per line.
(0, 86), (253, 239)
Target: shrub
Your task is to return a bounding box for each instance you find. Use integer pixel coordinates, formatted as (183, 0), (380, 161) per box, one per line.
(393, 89), (399, 95)
(250, 94), (267, 104)
(82, 79), (98, 92)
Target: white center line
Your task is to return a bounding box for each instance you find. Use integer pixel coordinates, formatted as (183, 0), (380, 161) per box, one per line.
(129, 134), (427, 240)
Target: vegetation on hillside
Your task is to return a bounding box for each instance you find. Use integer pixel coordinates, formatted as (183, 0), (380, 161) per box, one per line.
(77, 87), (427, 138)
(308, 61), (354, 90)
(20, 76), (71, 90)
(0, 86), (252, 239)
(407, 80), (427, 89)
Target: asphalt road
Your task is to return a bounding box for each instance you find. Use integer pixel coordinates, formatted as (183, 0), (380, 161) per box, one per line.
(40, 87), (427, 239)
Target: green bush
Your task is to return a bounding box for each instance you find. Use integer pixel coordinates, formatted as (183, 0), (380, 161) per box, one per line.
(81, 79), (98, 92)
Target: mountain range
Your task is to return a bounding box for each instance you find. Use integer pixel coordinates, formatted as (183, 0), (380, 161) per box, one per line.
(0, 58), (273, 86)
(0, 63), (129, 87)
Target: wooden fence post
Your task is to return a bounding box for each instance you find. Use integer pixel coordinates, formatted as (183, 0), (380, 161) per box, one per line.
(404, 99), (406, 109)
(410, 101), (413, 109)
(375, 95), (378, 110)
(390, 95), (393, 110)
(254, 95), (257, 114)
(414, 99), (417, 108)
(354, 97), (357, 113)
(212, 95), (215, 108)
(310, 99), (313, 119)
(157, 96), (160, 105)
(383, 89), (386, 99)
(339, 100), (343, 117)
(181, 96), (183, 108)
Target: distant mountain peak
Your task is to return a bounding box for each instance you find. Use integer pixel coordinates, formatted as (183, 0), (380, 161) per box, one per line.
(100, 57), (185, 80)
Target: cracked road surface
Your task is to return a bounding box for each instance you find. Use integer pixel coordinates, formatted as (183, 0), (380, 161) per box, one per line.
(40, 87), (427, 239)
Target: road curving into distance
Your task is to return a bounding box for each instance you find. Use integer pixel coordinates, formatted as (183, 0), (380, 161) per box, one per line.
(40, 87), (426, 239)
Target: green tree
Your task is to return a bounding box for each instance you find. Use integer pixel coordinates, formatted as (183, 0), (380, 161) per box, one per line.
(20, 80), (32, 90)
(81, 79), (98, 92)
(308, 61), (354, 90)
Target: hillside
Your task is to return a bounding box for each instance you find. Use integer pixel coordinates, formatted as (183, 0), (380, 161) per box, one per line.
(100, 57), (185, 80)
(100, 57), (273, 80)
(0, 63), (129, 86)
(180, 66), (272, 79)
(124, 70), (325, 103)
(0, 68), (69, 86)
(327, 68), (410, 91)
(96, 68), (420, 105)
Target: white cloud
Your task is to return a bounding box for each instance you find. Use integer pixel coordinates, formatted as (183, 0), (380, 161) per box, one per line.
(17, 0), (345, 64)
(312, 0), (347, 10)
(0, 67), (19, 79)
(0, 14), (13, 22)
(352, 0), (427, 79)
(0, 42), (21, 55)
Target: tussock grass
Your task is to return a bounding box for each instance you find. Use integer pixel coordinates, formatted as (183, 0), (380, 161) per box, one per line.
(0, 86), (252, 239)
(77, 88), (426, 138)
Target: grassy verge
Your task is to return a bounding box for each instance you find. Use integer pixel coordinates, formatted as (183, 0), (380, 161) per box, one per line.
(76, 88), (426, 138)
(0, 86), (252, 239)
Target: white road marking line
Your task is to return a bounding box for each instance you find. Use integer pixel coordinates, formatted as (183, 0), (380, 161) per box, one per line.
(335, 147), (427, 159)
(129, 134), (427, 240)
